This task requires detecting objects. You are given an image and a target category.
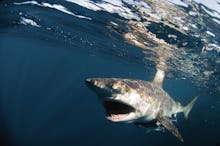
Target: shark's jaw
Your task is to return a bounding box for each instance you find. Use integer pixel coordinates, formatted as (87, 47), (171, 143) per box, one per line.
(102, 99), (135, 122)
(86, 78), (138, 122)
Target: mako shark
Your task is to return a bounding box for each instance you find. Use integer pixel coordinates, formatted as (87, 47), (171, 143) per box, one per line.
(85, 70), (198, 142)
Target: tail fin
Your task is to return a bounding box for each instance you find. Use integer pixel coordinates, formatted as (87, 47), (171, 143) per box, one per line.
(183, 96), (199, 119)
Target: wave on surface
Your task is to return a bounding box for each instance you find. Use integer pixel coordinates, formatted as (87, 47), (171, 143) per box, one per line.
(8, 0), (220, 94)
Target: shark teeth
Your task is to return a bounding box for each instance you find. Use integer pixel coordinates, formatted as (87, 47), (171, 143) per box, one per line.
(106, 113), (129, 121)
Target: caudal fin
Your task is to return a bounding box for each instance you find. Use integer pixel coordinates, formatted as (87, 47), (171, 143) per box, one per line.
(183, 96), (199, 119)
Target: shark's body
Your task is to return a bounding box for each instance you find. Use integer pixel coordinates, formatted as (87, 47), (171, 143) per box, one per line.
(86, 77), (198, 142)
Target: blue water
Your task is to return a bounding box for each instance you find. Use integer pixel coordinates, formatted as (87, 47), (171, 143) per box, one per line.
(0, 0), (220, 146)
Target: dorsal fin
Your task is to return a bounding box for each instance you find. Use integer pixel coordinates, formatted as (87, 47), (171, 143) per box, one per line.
(152, 68), (165, 86)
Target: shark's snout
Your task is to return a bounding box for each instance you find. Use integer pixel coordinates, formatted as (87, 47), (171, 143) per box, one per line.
(86, 78), (104, 89)
(85, 78), (94, 85)
(85, 78), (114, 90)
(85, 78), (112, 97)
(85, 78), (101, 89)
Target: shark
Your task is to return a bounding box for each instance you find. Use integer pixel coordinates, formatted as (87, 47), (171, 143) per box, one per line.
(85, 69), (198, 142)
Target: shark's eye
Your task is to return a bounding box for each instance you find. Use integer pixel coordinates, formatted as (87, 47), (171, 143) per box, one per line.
(125, 87), (130, 92)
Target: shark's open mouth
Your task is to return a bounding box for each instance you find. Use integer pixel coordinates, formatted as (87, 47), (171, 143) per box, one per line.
(102, 100), (135, 122)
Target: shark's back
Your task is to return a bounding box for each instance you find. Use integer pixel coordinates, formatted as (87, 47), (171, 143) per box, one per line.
(118, 78), (173, 105)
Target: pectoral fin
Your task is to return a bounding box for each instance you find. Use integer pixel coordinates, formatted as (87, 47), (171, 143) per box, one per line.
(157, 115), (184, 142)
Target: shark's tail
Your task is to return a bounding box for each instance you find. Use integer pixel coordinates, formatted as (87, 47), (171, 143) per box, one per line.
(183, 96), (199, 119)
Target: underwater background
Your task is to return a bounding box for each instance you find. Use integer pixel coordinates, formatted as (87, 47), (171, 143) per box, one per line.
(0, 0), (220, 146)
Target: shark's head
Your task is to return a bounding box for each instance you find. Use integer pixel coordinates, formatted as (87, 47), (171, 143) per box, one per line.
(85, 78), (148, 123)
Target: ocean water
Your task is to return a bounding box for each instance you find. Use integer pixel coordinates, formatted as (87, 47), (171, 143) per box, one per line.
(0, 0), (220, 146)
